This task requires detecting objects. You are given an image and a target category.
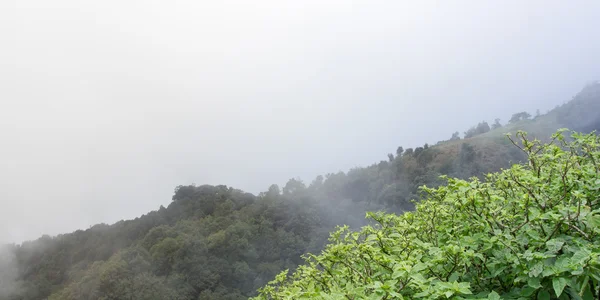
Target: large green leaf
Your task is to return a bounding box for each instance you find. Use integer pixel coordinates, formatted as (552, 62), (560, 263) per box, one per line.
(552, 277), (568, 297)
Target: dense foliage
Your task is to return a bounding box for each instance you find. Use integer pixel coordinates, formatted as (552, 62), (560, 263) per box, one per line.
(255, 130), (600, 299)
(2, 83), (599, 299)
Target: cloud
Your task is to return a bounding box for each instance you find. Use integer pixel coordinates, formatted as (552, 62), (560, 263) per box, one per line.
(0, 244), (20, 298)
(0, 0), (599, 243)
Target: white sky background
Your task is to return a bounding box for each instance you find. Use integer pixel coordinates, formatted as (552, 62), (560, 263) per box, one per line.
(1, 1), (599, 243)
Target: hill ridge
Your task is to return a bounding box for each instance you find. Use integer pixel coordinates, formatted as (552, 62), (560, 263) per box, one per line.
(2, 82), (600, 300)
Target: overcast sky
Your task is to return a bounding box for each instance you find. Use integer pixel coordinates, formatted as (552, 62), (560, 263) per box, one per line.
(1, 1), (599, 243)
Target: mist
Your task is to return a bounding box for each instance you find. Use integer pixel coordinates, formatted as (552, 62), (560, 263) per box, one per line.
(0, 245), (19, 298)
(1, 1), (600, 243)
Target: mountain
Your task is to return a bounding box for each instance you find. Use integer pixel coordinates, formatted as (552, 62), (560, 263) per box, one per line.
(254, 127), (600, 299)
(2, 82), (599, 300)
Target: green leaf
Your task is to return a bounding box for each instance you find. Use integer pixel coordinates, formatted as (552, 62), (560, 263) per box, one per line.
(571, 249), (590, 264)
(527, 277), (542, 289)
(590, 269), (600, 282)
(413, 291), (430, 298)
(491, 266), (507, 277)
(588, 215), (600, 231)
(488, 291), (500, 300)
(554, 256), (570, 273)
(389, 233), (402, 239)
(458, 287), (472, 295)
(538, 289), (551, 300)
(552, 277), (568, 297)
(520, 286), (536, 297)
(448, 272), (459, 282)
(546, 239), (565, 253)
(392, 270), (404, 279)
(565, 286), (583, 300)
(409, 273), (427, 284)
(528, 262), (544, 277)
(411, 262), (427, 273)
(582, 284), (594, 300)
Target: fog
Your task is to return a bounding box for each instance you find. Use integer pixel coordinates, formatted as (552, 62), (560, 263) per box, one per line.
(1, 1), (599, 243)
(0, 245), (19, 297)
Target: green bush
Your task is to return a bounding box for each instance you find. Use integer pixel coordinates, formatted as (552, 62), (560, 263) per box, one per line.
(254, 130), (600, 299)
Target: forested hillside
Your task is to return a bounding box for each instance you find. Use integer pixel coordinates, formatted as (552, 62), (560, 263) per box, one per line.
(255, 129), (600, 299)
(2, 82), (600, 300)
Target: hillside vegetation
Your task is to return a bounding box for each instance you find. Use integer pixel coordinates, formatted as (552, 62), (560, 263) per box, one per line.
(255, 130), (600, 299)
(3, 82), (600, 300)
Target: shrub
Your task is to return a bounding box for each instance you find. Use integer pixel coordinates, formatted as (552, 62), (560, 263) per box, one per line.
(254, 129), (600, 299)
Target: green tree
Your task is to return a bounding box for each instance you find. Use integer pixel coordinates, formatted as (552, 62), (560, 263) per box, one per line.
(396, 146), (404, 156)
(254, 130), (600, 300)
(450, 131), (461, 141)
(509, 111), (532, 123)
(283, 178), (306, 196)
(464, 121), (491, 138)
(492, 118), (502, 129)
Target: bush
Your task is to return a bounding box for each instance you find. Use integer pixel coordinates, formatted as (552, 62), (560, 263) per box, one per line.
(254, 129), (600, 299)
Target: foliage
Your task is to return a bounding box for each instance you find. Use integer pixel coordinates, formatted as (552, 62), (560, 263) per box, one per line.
(4, 83), (600, 300)
(464, 122), (491, 139)
(254, 130), (600, 299)
(396, 147), (404, 156)
(492, 118), (502, 130)
(450, 132), (461, 141)
(509, 112), (532, 124)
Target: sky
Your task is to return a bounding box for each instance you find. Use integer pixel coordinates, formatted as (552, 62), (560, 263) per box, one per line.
(1, 0), (599, 243)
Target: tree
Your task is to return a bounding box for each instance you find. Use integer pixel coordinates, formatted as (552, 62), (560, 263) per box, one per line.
(413, 146), (424, 157)
(254, 130), (600, 300)
(149, 237), (180, 275)
(309, 175), (324, 191)
(459, 142), (475, 164)
(492, 118), (502, 129)
(464, 121), (490, 138)
(282, 178), (306, 196)
(509, 111), (531, 123)
(449, 131), (460, 141)
(396, 146), (404, 156)
(266, 184), (281, 197)
(387, 153), (394, 162)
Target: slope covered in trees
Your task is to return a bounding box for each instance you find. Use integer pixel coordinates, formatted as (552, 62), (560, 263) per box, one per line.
(2, 82), (600, 300)
(255, 130), (600, 299)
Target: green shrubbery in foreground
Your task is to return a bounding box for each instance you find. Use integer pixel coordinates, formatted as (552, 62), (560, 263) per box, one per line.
(254, 130), (600, 299)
